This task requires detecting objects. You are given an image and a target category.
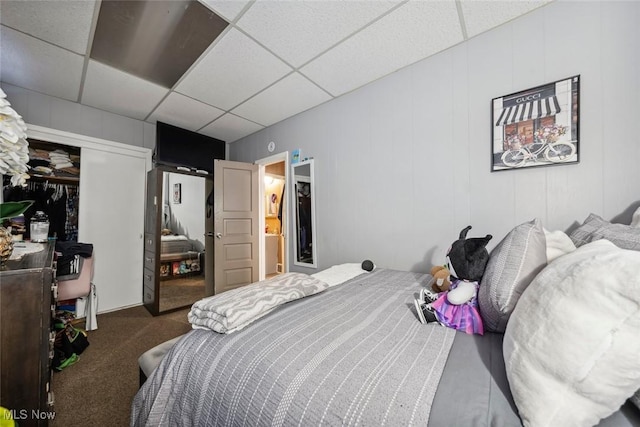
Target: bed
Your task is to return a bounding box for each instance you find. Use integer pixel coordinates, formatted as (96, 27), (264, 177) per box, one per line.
(159, 234), (201, 278)
(132, 214), (640, 426)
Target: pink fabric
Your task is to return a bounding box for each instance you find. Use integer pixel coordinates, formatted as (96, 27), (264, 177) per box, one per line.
(58, 256), (93, 300)
(430, 279), (484, 335)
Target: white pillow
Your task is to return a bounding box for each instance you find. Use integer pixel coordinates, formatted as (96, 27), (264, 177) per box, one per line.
(311, 263), (367, 287)
(543, 228), (577, 263)
(503, 240), (640, 427)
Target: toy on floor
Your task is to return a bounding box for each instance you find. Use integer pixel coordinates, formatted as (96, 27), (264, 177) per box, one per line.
(414, 226), (492, 335)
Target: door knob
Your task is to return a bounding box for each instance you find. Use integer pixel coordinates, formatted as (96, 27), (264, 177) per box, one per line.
(206, 232), (214, 237)
(216, 233), (222, 239)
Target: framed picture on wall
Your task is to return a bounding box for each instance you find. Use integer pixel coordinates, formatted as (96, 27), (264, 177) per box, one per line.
(491, 75), (580, 172)
(173, 183), (181, 204)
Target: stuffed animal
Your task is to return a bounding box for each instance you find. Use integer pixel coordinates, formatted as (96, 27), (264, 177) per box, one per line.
(414, 226), (492, 335)
(430, 265), (451, 292)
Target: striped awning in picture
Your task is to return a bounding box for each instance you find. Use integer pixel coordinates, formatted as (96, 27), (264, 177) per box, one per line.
(495, 95), (561, 126)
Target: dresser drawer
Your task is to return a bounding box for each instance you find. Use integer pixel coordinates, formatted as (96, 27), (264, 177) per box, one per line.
(143, 267), (155, 289)
(144, 250), (156, 271)
(144, 233), (156, 252)
(143, 284), (155, 305)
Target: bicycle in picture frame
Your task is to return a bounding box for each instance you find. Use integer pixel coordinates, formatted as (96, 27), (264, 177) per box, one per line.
(501, 138), (576, 168)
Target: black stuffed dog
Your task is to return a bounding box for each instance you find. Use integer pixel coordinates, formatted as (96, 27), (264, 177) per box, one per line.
(446, 226), (492, 282)
(415, 226), (492, 335)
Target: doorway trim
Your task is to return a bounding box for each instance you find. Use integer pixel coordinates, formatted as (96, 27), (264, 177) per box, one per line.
(255, 151), (289, 280)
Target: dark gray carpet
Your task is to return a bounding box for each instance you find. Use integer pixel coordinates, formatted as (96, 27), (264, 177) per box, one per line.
(51, 305), (191, 426)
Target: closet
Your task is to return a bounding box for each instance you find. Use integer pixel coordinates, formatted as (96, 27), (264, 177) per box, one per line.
(2, 139), (80, 242)
(19, 125), (150, 314)
(3, 130), (149, 314)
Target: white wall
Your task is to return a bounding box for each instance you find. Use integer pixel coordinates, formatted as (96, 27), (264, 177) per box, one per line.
(0, 82), (157, 150)
(163, 172), (206, 251)
(1, 82), (232, 159)
(229, 1), (640, 273)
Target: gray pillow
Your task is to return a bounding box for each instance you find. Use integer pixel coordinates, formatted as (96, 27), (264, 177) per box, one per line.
(631, 390), (640, 411)
(569, 213), (640, 250)
(479, 218), (547, 333)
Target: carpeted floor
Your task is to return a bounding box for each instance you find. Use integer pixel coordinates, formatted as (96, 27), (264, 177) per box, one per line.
(159, 275), (205, 312)
(50, 305), (191, 427)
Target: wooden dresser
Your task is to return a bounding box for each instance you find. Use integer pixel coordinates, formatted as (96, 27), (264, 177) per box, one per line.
(0, 243), (56, 426)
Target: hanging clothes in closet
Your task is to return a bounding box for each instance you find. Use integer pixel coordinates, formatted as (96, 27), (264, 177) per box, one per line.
(2, 179), (80, 242)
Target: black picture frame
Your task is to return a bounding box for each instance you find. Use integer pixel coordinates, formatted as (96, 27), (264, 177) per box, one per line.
(491, 75), (580, 172)
(173, 183), (181, 204)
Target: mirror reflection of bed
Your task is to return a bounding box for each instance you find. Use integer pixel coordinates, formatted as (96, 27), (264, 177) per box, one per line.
(159, 172), (206, 312)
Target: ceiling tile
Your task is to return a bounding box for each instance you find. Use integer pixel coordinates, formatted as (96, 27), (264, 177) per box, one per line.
(91, 0), (228, 88)
(461, 1), (552, 38)
(301, 0), (463, 97)
(198, 0), (250, 22)
(200, 113), (264, 143)
(232, 73), (331, 127)
(175, 28), (292, 111)
(0, 26), (84, 101)
(147, 92), (224, 131)
(82, 60), (169, 120)
(236, 0), (401, 67)
(0, 0), (96, 54)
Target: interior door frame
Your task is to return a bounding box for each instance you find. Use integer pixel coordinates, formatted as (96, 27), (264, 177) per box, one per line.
(255, 151), (290, 280)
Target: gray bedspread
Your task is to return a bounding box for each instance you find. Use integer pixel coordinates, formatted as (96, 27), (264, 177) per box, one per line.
(131, 269), (456, 426)
(429, 332), (640, 427)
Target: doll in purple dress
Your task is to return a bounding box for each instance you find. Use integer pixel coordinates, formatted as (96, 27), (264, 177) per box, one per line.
(414, 226), (492, 335)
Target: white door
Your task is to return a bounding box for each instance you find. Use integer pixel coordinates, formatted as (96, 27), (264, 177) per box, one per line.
(214, 159), (259, 294)
(78, 147), (147, 312)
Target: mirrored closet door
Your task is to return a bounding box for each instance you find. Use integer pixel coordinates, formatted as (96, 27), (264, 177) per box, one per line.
(143, 166), (213, 315)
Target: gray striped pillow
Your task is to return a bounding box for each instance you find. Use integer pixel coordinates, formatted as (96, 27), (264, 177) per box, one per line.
(479, 219), (547, 333)
(569, 213), (640, 250)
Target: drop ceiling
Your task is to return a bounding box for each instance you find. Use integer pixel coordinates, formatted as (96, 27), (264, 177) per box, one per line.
(0, 0), (552, 143)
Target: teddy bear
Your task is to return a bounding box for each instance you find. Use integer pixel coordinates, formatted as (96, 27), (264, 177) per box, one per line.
(414, 226), (492, 335)
(430, 265), (451, 293)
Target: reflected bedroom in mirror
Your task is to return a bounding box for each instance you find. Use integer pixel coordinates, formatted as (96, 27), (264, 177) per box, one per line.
(292, 159), (316, 268)
(159, 171), (206, 311)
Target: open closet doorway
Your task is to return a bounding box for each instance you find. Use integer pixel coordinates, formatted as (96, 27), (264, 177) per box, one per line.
(256, 152), (289, 281)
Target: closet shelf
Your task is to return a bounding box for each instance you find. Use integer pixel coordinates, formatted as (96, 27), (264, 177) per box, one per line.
(29, 174), (80, 184)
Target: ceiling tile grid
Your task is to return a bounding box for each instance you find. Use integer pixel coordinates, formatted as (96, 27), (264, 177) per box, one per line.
(461, 0), (552, 38)
(300, 0), (464, 97)
(82, 60), (169, 121)
(0, 0), (96, 55)
(200, 112), (264, 143)
(0, 0), (555, 142)
(175, 28), (293, 111)
(148, 92), (225, 131)
(235, 0), (402, 68)
(0, 26), (85, 102)
(199, 0), (252, 23)
(232, 72), (333, 126)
